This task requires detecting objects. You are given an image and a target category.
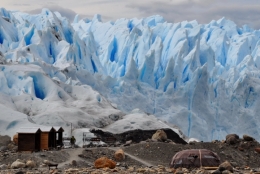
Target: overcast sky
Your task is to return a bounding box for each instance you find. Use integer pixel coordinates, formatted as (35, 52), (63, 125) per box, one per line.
(2, 0), (260, 29)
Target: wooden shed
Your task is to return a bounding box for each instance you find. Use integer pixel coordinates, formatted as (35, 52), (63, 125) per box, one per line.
(39, 126), (56, 150)
(17, 127), (41, 152)
(53, 127), (64, 147)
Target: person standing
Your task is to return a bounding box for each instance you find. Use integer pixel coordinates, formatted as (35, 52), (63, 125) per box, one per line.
(70, 136), (76, 148)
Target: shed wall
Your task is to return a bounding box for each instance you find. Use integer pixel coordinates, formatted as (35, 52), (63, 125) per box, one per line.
(18, 134), (35, 151)
(40, 132), (49, 150)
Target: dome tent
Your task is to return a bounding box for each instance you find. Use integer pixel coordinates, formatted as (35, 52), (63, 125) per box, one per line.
(170, 149), (221, 168)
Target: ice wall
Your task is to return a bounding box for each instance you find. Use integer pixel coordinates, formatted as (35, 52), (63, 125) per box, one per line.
(1, 8), (260, 141)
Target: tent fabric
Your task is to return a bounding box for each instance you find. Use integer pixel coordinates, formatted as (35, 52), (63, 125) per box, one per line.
(170, 149), (221, 168)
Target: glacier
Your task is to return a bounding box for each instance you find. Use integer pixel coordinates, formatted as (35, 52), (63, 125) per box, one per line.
(0, 7), (260, 142)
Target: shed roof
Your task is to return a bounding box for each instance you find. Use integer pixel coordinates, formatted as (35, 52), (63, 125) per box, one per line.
(39, 126), (55, 132)
(17, 127), (41, 133)
(53, 126), (64, 132)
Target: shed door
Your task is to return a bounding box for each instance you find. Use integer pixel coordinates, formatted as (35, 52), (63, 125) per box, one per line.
(41, 133), (49, 150)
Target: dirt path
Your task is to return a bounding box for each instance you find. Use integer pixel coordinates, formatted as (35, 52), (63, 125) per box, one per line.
(58, 148), (91, 168)
(108, 147), (153, 167)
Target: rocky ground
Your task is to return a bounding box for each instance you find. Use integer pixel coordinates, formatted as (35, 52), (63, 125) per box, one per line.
(1, 133), (260, 173)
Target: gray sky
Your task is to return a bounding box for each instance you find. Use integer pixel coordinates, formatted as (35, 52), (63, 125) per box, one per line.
(2, 0), (260, 29)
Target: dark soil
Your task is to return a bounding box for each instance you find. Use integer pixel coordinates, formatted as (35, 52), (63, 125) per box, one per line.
(80, 147), (143, 166)
(79, 138), (260, 169)
(122, 140), (260, 168)
(0, 150), (70, 166)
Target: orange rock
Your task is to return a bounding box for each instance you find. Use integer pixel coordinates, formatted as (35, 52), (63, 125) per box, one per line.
(152, 130), (167, 142)
(114, 149), (125, 161)
(255, 147), (260, 154)
(13, 134), (18, 145)
(94, 157), (116, 169)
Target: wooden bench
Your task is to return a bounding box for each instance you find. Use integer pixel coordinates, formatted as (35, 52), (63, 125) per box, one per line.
(48, 164), (58, 170)
(90, 138), (101, 142)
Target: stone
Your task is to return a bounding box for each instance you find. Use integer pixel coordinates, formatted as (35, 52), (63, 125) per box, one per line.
(114, 149), (125, 161)
(94, 157), (116, 169)
(225, 134), (239, 140)
(219, 161), (233, 173)
(43, 160), (50, 164)
(243, 134), (254, 141)
(0, 135), (11, 147)
(140, 141), (146, 144)
(8, 143), (17, 151)
(39, 164), (46, 167)
(189, 141), (196, 145)
(66, 168), (79, 172)
(0, 164), (7, 170)
(26, 160), (36, 168)
(115, 141), (121, 146)
(0, 146), (8, 151)
(212, 170), (221, 174)
(71, 160), (77, 166)
(11, 159), (26, 169)
(237, 147), (244, 151)
(222, 170), (232, 174)
(230, 161), (238, 167)
(13, 134), (18, 145)
(15, 172), (24, 174)
(197, 169), (211, 174)
(226, 136), (237, 145)
(137, 168), (146, 173)
(255, 147), (260, 154)
(124, 140), (132, 146)
(152, 130), (167, 142)
(174, 168), (184, 174)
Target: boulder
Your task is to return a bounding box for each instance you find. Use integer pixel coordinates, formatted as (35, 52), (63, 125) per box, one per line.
(243, 134), (254, 141)
(218, 161), (233, 173)
(0, 146), (8, 151)
(13, 134), (18, 145)
(43, 160), (50, 165)
(0, 135), (11, 146)
(123, 140), (132, 146)
(212, 170), (221, 174)
(226, 136), (237, 145)
(222, 170), (232, 174)
(11, 159), (25, 169)
(225, 134), (239, 140)
(230, 161), (238, 167)
(152, 130), (167, 142)
(15, 172), (24, 174)
(188, 141), (196, 145)
(114, 149), (125, 161)
(26, 160), (36, 168)
(94, 157), (116, 169)
(255, 148), (260, 154)
(71, 160), (77, 166)
(237, 147), (244, 151)
(8, 143), (17, 151)
(0, 164), (7, 170)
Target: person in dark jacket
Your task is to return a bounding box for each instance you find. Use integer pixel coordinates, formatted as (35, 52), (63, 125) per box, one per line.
(70, 136), (76, 148)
